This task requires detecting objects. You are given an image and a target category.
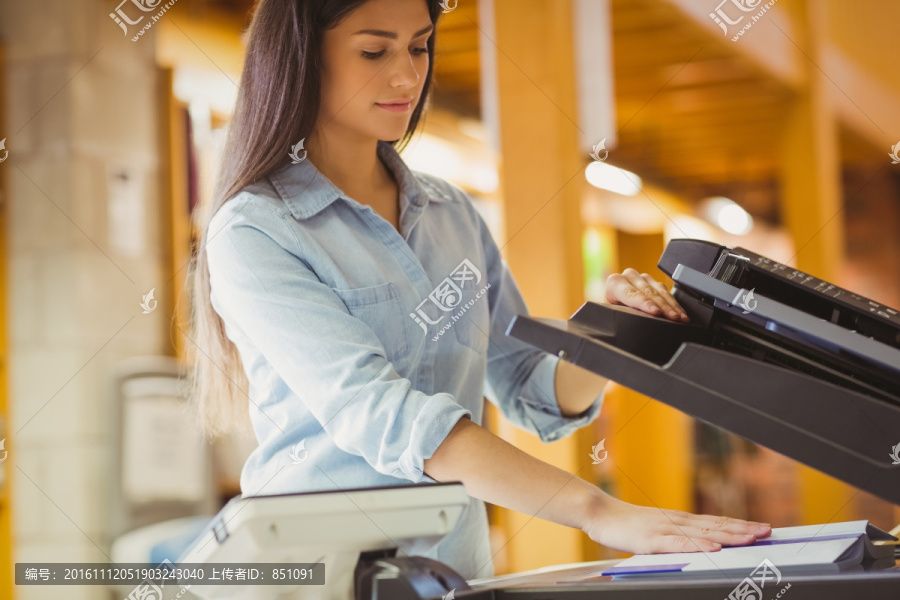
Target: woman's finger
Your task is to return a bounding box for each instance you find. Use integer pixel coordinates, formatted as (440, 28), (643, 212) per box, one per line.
(667, 511), (771, 538)
(642, 274), (689, 322)
(605, 272), (635, 306)
(618, 268), (677, 318)
(641, 273), (687, 320)
(648, 533), (723, 554)
(664, 524), (760, 548)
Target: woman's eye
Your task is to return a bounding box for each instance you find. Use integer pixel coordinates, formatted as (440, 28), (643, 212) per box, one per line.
(361, 47), (428, 60)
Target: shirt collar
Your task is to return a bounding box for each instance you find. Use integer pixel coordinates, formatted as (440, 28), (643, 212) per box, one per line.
(268, 139), (443, 220)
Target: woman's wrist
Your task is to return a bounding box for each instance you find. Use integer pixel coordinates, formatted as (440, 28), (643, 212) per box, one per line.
(572, 478), (615, 533)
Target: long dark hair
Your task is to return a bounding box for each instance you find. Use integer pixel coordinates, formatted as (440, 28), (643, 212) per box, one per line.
(188, 0), (443, 437)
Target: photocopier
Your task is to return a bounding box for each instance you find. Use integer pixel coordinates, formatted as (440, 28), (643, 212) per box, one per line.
(179, 238), (900, 600)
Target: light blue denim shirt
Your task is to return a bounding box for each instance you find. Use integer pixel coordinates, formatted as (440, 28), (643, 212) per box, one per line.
(205, 139), (604, 580)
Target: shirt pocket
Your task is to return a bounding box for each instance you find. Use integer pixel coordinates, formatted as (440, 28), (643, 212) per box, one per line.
(331, 281), (410, 364)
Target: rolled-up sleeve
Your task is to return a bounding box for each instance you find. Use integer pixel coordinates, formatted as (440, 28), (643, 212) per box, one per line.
(205, 196), (472, 483)
(467, 200), (604, 443)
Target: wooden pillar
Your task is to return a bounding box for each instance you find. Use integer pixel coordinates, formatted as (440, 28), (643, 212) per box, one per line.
(159, 67), (191, 360)
(483, 0), (591, 573)
(0, 43), (13, 600)
(606, 232), (694, 536)
(779, 0), (853, 525)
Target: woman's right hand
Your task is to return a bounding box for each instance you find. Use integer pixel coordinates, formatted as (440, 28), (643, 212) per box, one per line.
(582, 492), (772, 554)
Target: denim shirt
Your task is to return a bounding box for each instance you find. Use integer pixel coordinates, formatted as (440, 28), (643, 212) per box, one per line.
(205, 139), (604, 580)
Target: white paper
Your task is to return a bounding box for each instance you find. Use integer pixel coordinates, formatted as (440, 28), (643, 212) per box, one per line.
(600, 520), (877, 577)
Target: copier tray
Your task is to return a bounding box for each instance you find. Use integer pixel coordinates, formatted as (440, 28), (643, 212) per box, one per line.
(506, 239), (900, 506)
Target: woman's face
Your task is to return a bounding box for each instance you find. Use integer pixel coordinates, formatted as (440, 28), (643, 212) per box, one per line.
(318, 0), (432, 144)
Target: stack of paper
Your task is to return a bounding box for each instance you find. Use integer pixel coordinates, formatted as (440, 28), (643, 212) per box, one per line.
(600, 520), (897, 578)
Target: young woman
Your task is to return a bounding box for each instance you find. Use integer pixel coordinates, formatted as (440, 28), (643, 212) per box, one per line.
(188, 0), (771, 581)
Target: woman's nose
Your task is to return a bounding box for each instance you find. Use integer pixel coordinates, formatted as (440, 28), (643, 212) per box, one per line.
(390, 50), (421, 87)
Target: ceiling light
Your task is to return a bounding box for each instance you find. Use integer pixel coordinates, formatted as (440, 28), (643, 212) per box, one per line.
(585, 161), (642, 196)
(701, 196), (754, 235)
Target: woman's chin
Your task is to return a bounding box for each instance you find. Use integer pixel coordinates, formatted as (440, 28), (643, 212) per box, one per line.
(375, 126), (410, 141)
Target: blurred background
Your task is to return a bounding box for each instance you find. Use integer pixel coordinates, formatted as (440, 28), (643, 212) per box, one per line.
(1, 0), (900, 598)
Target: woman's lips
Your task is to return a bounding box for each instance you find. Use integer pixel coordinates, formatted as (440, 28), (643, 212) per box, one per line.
(376, 101), (411, 113)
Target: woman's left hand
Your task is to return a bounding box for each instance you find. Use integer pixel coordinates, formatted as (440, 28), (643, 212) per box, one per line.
(606, 268), (690, 322)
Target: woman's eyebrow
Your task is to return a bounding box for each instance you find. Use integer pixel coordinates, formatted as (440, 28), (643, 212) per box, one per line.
(352, 23), (434, 39)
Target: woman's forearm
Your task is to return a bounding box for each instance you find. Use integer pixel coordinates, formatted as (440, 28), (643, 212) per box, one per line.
(554, 358), (609, 417)
(423, 416), (605, 531)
